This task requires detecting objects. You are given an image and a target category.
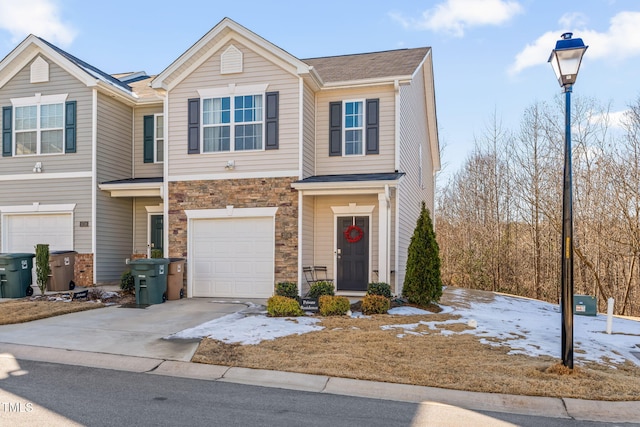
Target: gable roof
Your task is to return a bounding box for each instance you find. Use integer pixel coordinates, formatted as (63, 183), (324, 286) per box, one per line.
(303, 47), (430, 84)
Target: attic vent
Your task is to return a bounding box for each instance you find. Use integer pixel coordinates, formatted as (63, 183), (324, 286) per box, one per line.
(31, 56), (49, 83)
(221, 45), (243, 74)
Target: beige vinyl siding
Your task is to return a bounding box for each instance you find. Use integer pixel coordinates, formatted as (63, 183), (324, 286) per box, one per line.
(0, 56), (93, 175)
(132, 197), (163, 256)
(0, 178), (92, 253)
(396, 65), (432, 290)
(312, 195), (379, 285)
(168, 41), (300, 177)
(95, 93), (134, 281)
(315, 86), (396, 175)
(133, 105), (164, 178)
(302, 83), (315, 178)
(300, 195), (315, 295)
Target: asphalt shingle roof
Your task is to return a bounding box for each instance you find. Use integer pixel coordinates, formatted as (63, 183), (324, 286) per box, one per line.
(302, 47), (430, 83)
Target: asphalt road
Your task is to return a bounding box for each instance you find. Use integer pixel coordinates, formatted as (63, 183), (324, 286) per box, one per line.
(1, 359), (638, 427)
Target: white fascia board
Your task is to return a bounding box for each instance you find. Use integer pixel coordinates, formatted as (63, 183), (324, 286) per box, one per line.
(98, 182), (163, 198)
(292, 180), (401, 196)
(0, 171), (92, 181)
(319, 76), (412, 90)
(168, 170), (298, 182)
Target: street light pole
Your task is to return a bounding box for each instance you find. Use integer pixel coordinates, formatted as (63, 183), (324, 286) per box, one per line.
(561, 84), (574, 369)
(548, 32), (588, 369)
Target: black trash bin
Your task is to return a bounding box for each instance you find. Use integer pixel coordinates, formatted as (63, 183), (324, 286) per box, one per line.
(49, 250), (77, 291)
(129, 258), (170, 305)
(0, 253), (35, 298)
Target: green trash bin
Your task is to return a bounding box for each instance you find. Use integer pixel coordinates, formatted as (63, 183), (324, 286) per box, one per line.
(574, 295), (597, 316)
(129, 258), (169, 305)
(0, 253), (35, 298)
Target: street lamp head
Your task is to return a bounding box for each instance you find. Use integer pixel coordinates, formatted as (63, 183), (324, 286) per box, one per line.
(548, 32), (588, 88)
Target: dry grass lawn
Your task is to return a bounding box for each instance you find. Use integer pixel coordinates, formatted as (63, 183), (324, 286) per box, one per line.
(193, 296), (640, 401)
(0, 299), (104, 325)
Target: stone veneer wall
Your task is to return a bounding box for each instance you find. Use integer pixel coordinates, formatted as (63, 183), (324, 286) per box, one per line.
(168, 177), (298, 284)
(74, 253), (94, 287)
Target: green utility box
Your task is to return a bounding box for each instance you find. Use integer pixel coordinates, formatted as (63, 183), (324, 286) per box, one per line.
(574, 295), (597, 316)
(129, 258), (169, 305)
(0, 253), (35, 298)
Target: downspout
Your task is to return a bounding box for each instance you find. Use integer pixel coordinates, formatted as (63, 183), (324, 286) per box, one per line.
(297, 77), (304, 295)
(385, 184), (391, 290)
(91, 89), (98, 285)
(163, 93), (169, 260)
(394, 80), (401, 295)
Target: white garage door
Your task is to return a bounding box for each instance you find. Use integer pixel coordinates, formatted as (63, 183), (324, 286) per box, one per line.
(4, 213), (73, 253)
(191, 217), (274, 298)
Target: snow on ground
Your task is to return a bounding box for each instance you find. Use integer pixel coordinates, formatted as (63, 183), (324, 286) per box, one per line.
(166, 288), (640, 366)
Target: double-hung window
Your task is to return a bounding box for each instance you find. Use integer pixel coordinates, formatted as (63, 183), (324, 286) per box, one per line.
(15, 101), (64, 155)
(202, 94), (263, 152)
(155, 114), (164, 162)
(344, 100), (364, 155)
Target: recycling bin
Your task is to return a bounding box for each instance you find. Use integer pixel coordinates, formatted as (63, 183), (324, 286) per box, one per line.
(129, 258), (169, 305)
(48, 250), (77, 291)
(167, 258), (185, 300)
(0, 253), (35, 298)
(574, 295), (597, 316)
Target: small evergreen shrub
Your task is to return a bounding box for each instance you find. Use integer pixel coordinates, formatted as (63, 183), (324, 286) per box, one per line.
(151, 249), (163, 258)
(307, 281), (335, 298)
(35, 243), (51, 295)
(275, 282), (299, 299)
(361, 294), (390, 315)
(367, 282), (391, 299)
(267, 295), (303, 317)
(120, 270), (135, 293)
(318, 295), (350, 316)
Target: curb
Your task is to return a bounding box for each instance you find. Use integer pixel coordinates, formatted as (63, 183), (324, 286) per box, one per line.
(3, 342), (640, 423)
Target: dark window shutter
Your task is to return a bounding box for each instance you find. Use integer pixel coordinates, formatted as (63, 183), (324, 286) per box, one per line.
(187, 98), (200, 154)
(143, 115), (154, 163)
(329, 101), (342, 156)
(366, 98), (379, 155)
(65, 101), (76, 153)
(2, 106), (11, 157)
(265, 91), (279, 150)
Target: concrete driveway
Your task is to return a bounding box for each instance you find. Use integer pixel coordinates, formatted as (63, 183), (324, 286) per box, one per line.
(0, 298), (257, 361)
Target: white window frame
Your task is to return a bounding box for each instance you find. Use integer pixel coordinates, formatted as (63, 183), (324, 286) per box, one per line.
(154, 113), (164, 163)
(198, 84), (268, 154)
(11, 93), (68, 156)
(343, 99), (365, 157)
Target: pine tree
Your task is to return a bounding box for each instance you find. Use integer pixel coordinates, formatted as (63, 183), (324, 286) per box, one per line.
(403, 201), (443, 306)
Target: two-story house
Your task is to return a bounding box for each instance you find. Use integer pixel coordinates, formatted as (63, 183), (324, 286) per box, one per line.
(0, 18), (439, 298)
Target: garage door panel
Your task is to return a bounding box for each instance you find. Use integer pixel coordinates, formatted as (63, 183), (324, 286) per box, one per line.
(4, 214), (73, 253)
(192, 217), (274, 298)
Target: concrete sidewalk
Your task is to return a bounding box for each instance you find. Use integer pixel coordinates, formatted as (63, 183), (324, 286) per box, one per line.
(1, 295), (639, 424)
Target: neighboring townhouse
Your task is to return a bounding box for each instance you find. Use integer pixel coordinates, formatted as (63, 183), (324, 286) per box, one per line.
(0, 18), (439, 298)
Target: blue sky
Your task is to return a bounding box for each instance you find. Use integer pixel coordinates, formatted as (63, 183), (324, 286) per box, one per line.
(1, 0), (639, 179)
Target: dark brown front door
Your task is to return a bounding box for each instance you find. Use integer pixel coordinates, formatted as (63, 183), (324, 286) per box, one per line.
(337, 216), (369, 291)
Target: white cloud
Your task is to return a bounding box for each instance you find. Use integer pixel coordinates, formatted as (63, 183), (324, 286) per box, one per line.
(391, 0), (523, 37)
(0, 0), (76, 46)
(509, 11), (640, 75)
(589, 110), (627, 129)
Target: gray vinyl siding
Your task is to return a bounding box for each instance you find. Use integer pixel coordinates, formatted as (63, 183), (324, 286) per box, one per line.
(315, 86), (395, 175)
(302, 83), (315, 178)
(300, 195), (314, 295)
(0, 178), (92, 253)
(396, 65), (432, 290)
(0, 56), (93, 175)
(95, 93), (134, 281)
(133, 105), (164, 178)
(168, 41), (300, 177)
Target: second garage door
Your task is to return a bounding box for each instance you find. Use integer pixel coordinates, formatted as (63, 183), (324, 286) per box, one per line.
(191, 217), (274, 298)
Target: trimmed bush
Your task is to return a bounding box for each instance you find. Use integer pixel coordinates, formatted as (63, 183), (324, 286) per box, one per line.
(275, 282), (299, 299)
(151, 249), (163, 258)
(120, 270), (135, 293)
(35, 243), (51, 295)
(361, 294), (390, 315)
(319, 295), (350, 316)
(307, 281), (335, 299)
(267, 295), (303, 317)
(367, 282), (391, 299)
